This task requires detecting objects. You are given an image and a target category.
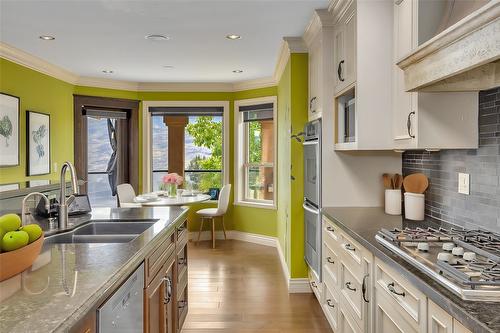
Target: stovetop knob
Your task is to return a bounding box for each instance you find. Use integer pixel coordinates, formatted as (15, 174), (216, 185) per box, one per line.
(463, 252), (476, 261)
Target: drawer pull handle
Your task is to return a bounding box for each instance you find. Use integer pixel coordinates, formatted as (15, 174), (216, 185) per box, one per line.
(326, 226), (334, 232)
(178, 300), (187, 309)
(362, 274), (369, 303)
(178, 258), (187, 266)
(345, 282), (356, 292)
(387, 282), (405, 297)
(344, 243), (356, 251)
(163, 277), (172, 304)
(311, 281), (317, 288)
(326, 257), (335, 264)
(326, 299), (335, 308)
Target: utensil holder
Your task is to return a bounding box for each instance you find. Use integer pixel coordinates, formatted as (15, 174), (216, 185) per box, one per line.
(404, 192), (425, 221)
(385, 189), (402, 215)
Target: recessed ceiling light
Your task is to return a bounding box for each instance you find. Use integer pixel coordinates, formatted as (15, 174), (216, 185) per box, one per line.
(226, 34), (241, 40)
(145, 34), (170, 41)
(39, 35), (55, 40)
(163, 65), (175, 69)
(102, 70), (114, 74)
(233, 70), (243, 73)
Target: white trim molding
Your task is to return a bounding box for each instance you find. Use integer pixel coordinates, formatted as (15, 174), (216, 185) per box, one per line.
(289, 278), (313, 293)
(233, 96), (278, 209)
(273, 37), (308, 83)
(141, 100), (230, 193)
(303, 9), (335, 47)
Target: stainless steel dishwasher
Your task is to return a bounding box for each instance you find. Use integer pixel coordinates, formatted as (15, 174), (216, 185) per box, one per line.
(97, 263), (144, 332)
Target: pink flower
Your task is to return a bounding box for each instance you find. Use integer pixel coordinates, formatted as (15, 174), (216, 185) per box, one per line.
(163, 173), (183, 185)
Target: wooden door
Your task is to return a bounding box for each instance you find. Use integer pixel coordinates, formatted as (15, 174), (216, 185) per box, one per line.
(145, 267), (167, 333)
(164, 261), (175, 333)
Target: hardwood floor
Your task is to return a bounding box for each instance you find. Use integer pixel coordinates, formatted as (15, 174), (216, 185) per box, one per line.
(183, 239), (332, 333)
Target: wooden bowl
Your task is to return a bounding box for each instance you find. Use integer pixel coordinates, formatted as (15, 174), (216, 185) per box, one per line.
(0, 235), (44, 282)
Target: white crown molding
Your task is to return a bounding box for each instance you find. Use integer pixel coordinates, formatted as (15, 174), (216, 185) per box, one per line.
(138, 81), (234, 92)
(77, 76), (139, 91)
(273, 36), (307, 83)
(303, 9), (335, 47)
(0, 41), (78, 84)
(233, 76), (276, 92)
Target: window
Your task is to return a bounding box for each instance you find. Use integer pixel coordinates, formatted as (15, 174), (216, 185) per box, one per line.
(149, 107), (224, 193)
(235, 97), (277, 208)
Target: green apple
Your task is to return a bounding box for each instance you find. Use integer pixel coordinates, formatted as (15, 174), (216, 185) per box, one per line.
(0, 226), (6, 253)
(0, 214), (21, 232)
(20, 224), (43, 243)
(2, 230), (29, 252)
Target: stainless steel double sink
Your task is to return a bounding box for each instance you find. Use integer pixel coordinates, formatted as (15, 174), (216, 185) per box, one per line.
(45, 221), (156, 244)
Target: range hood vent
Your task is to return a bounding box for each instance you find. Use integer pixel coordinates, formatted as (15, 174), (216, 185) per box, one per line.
(397, 1), (500, 92)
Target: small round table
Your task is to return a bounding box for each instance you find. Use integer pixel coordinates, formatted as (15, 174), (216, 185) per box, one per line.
(136, 193), (212, 206)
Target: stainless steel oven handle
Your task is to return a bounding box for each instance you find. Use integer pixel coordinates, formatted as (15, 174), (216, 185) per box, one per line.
(303, 202), (319, 215)
(303, 140), (319, 146)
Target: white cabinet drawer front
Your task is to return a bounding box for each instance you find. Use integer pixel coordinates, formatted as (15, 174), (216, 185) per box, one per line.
(340, 233), (363, 266)
(308, 269), (323, 302)
(323, 283), (339, 331)
(339, 305), (363, 333)
(323, 241), (340, 289)
(375, 259), (425, 326)
(428, 300), (453, 333)
(340, 260), (364, 324)
(375, 288), (419, 333)
(322, 216), (342, 249)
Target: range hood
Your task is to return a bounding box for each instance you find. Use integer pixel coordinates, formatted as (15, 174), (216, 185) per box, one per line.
(397, 1), (499, 92)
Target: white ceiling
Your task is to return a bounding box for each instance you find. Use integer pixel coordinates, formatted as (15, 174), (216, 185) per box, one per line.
(0, 0), (328, 83)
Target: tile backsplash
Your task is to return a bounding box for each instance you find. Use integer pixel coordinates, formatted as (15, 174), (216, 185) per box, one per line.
(403, 87), (500, 233)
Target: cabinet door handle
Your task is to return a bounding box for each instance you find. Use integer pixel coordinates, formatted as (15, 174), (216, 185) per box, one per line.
(326, 257), (335, 264)
(387, 282), (406, 297)
(362, 274), (369, 303)
(345, 282), (356, 292)
(344, 243), (356, 252)
(311, 281), (317, 288)
(326, 226), (335, 233)
(407, 111), (416, 138)
(310, 97), (317, 112)
(326, 299), (335, 308)
(178, 258), (187, 266)
(163, 277), (172, 304)
(178, 300), (187, 309)
(337, 60), (345, 82)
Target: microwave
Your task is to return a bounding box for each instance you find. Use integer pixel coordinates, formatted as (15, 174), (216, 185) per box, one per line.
(344, 97), (355, 143)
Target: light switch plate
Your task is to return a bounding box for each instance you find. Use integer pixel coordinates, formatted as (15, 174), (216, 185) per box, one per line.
(458, 173), (470, 195)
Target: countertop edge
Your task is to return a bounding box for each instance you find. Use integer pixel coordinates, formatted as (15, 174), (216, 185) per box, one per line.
(321, 208), (494, 333)
(52, 209), (189, 332)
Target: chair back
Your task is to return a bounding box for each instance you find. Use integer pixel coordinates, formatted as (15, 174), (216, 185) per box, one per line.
(117, 183), (136, 206)
(216, 184), (231, 215)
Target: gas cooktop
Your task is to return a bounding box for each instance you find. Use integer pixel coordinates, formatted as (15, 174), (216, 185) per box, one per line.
(375, 226), (500, 302)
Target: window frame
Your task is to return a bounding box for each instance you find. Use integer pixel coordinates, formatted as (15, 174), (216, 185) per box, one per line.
(142, 101), (230, 194)
(234, 96), (277, 209)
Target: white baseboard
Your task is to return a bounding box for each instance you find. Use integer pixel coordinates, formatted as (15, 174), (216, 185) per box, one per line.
(289, 278), (313, 293)
(188, 229), (312, 293)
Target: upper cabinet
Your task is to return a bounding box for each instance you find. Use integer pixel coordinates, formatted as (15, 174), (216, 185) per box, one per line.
(304, 9), (335, 121)
(392, 0), (478, 151)
(331, 0), (395, 150)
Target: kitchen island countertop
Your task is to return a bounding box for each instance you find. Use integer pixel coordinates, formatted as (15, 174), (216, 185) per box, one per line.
(321, 207), (500, 333)
(0, 207), (188, 333)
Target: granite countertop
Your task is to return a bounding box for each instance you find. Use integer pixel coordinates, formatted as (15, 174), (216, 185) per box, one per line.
(321, 207), (500, 333)
(0, 207), (188, 333)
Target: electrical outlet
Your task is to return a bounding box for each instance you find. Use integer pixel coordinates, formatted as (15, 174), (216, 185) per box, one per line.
(458, 173), (470, 195)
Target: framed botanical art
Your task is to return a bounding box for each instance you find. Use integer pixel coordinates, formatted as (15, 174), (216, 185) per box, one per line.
(0, 93), (20, 167)
(27, 111), (50, 175)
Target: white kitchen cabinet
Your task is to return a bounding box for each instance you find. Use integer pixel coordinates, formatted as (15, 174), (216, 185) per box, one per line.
(375, 289), (418, 333)
(428, 300), (453, 333)
(453, 319), (472, 333)
(392, 0), (478, 151)
(332, 0), (395, 150)
(339, 306), (363, 333)
(305, 9), (335, 121)
(333, 4), (356, 95)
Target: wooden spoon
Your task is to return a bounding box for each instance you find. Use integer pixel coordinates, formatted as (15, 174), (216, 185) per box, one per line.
(403, 173), (429, 193)
(393, 174), (403, 190)
(382, 173), (393, 189)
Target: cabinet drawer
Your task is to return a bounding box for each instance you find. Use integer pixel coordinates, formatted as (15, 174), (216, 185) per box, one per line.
(176, 243), (188, 284)
(322, 216), (342, 251)
(146, 232), (175, 284)
(339, 304), (363, 333)
(340, 260), (364, 325)
(177, 285), (188, 331)
(375, 258), (426, 329)
(308, 269), (323, 302)
(323, 283), (339, 331)
(176, 220), (188, 242)
(323, 241), (339, 289)
(339, 233), (363, 270)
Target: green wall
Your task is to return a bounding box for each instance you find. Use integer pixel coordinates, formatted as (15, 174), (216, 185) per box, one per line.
(276, 53), (309, 279)
(0, 58), (74, 183)
(0, 58), (278, 237)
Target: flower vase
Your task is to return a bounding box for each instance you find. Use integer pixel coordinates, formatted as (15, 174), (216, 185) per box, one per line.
(168, 183), (177, 198)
